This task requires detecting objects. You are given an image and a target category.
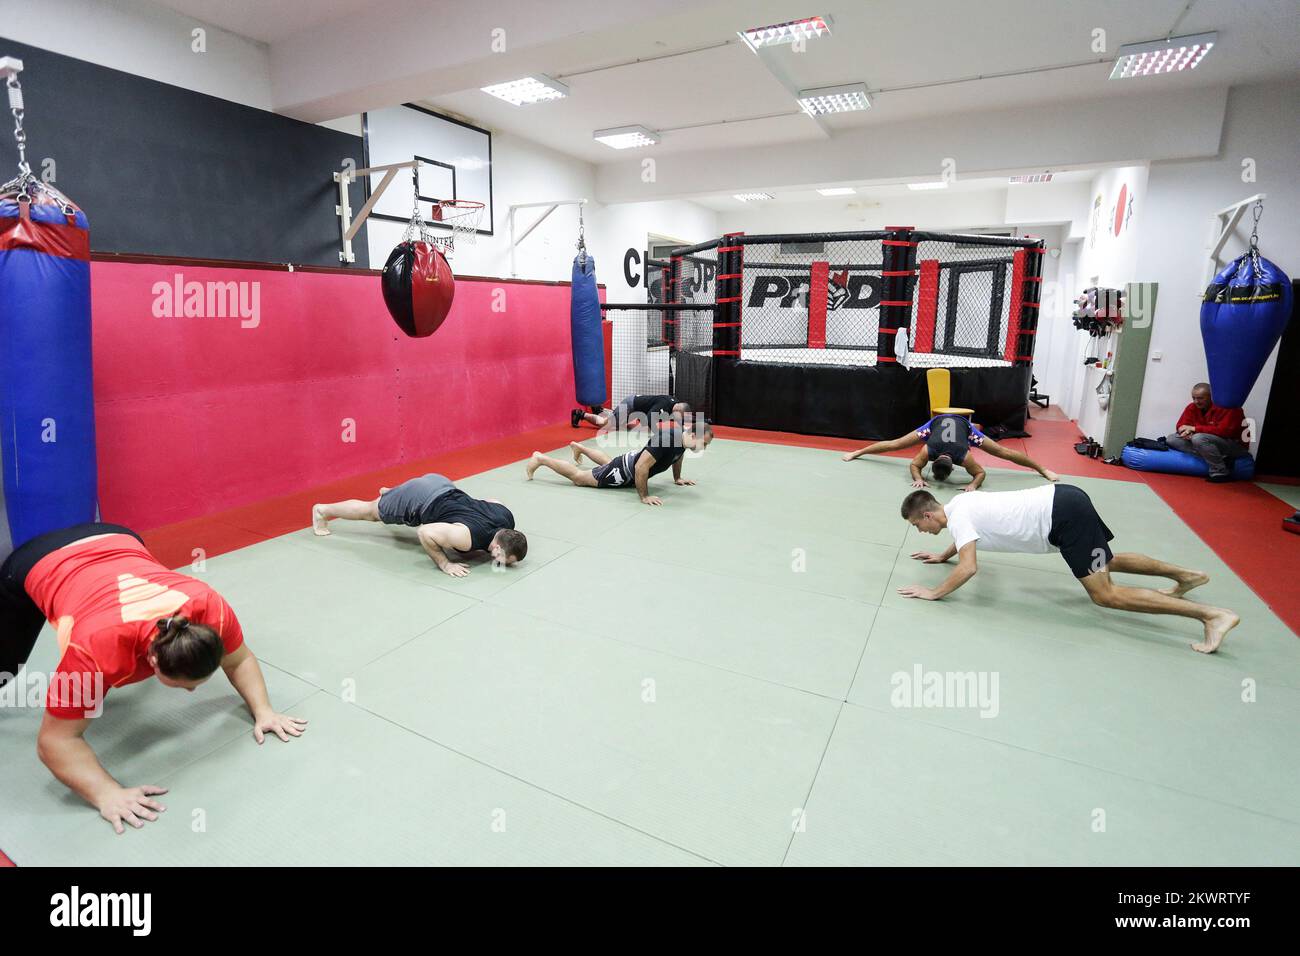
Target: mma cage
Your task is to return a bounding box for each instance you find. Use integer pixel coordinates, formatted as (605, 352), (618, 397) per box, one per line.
(605, 227), (1045, 439)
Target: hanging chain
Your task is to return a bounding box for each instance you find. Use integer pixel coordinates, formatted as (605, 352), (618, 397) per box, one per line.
(576, 203), (587, 264)
(5, 72), (33, 200)
(1247, 198), (1263, 271)
(402, 160), (434, 247)
(3, 71), (74, 214)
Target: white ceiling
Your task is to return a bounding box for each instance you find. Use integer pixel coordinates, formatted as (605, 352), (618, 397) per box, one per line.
(417, 0), (1300, 164)
(153, 0), (361, 42)
(152, 0), (1300, 181)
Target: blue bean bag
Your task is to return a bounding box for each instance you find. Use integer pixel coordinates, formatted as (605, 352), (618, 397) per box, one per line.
(1121, 444), (1255, 480)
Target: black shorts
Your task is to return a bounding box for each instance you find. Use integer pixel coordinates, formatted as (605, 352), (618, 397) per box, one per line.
(0, 522), (142, 682)
(591, 451), (638, 488)
(1047, 486), (1114, 578)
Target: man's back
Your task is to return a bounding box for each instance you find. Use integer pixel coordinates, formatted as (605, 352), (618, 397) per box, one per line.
(943, 485), (1057, 554)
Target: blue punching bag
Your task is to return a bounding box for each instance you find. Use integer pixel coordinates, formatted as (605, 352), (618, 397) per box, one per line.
(570, 253), (605, 407)
(1200, 251), (1293, 408)
(0, 175), (98, 560)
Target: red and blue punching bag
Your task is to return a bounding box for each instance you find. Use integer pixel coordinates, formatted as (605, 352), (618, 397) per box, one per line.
(570, 253), (604, 407)
(381, 240), (455, 338)
(0, 185), (98, 562)
(1200, 252), (1293, 407)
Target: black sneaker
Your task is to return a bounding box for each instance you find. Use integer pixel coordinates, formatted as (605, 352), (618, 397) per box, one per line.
(1207, 473), (1232, 483)
(1284, 513), (1300, 534)
(570, 408), (582, 428)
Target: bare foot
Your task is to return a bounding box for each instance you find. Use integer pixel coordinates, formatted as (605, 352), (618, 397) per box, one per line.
(842, 452), (856, 462)
(1044, 470), (1060, 482)
(525, 452), (543, 480)
(1192, 609), (1239, 654)
(570, 441), (584, 464)
(311, 506), (331, 536)
(379, 486), (391, 495)
(1160, 570), (1209, 598)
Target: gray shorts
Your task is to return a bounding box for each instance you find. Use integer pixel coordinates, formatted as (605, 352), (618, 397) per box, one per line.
(378, 473), (455, 526)
(608, 396), (636, 430)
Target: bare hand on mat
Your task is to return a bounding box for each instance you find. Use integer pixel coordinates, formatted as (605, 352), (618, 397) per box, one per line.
(254, 712), (308, 744)
(910, 551), (949, 564)
(99, 784), (168, 834)
(897, 584), (940, 600)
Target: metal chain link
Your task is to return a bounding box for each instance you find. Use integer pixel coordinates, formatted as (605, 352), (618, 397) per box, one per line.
(3, 71), (74, 215)
(1248, 198), (1263, 272)
(401, 160), (434, 247)
(576, 203), (587, 264)
(6, 72), (33, 200)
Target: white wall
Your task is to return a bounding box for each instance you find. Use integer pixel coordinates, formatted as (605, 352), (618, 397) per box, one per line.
(1133, 80), (1300, 451)
(361, 128), (718, 286)
(715, 190), (1010, 235)
(1034, 164), (1150, 425)
(0, 0), (273, 109)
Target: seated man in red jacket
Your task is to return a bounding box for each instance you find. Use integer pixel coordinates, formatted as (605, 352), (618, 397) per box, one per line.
(1164, 382), (1248, 482)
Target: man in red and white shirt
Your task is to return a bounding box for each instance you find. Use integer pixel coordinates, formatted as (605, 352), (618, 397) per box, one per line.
(1164, 382), (1248, 482)
(0, 523), (307, 834)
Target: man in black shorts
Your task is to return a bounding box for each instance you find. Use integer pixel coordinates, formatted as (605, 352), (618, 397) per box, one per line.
(526, 421), (713, 506)
(573, 394), (692, 432)
(312, 475), (527, 577)
(896, 484), (1240, 654)
(842, 413), (1058, 489)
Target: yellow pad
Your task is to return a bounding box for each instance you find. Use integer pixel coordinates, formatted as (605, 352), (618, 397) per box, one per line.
(926, 367), (951, 415)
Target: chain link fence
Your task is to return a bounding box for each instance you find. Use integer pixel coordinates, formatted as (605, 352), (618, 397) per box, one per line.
(602, 304), (715, 421)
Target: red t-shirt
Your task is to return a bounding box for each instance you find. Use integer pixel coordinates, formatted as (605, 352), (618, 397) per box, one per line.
(1175, 403), (1245, 441)
(24, 534), (244, 720)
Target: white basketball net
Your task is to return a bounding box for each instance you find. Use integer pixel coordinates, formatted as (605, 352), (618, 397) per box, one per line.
(401, 160), (484, 259)
(430, 199), (484, 256)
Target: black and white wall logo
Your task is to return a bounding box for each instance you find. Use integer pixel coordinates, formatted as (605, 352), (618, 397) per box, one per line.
(827, 269), (851, 311)
(748, 273), (886, 309)
(50, 886), (152, 936)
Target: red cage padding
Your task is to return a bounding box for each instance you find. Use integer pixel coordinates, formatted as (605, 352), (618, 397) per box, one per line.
(914, 258), (939, 354)
(807, 260), (828, 349)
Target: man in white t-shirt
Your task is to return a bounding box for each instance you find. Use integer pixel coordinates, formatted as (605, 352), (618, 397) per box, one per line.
(897, 485), (1240, 654)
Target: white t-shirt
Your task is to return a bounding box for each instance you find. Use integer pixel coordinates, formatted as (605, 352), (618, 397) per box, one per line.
(943, 486), (1057, 554)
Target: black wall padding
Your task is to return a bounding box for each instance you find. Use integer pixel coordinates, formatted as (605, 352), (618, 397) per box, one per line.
(1255, 280), (1300, 478)
(713, 361), (1030, 439)
(951, 366), (1032, 436)
(0, 38), (369, 267)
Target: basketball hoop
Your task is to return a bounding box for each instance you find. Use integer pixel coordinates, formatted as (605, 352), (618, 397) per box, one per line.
(430, 199), (485, 256)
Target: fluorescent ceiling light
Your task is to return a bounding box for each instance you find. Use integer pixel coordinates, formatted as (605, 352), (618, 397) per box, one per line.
(1110, 32), (1216, 79)
(1009, 173), (1054, 184)
(480, 74), (569, 106)
(817, 187), (856, 196)
(907, 181), (948, 191)
(734, 193), (773, 202)
(592, 125), (660, 149)
(740, 15), (832, 50)
(797, 83), (870, 115)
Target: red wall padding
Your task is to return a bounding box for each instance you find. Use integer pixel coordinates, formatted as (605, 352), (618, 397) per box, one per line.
(90, 262), (578, 529)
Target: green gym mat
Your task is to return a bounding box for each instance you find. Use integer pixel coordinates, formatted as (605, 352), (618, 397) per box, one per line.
(2, 437), (1297, 865)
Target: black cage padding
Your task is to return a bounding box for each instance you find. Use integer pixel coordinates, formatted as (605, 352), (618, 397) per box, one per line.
(713, 363), (1031, 439)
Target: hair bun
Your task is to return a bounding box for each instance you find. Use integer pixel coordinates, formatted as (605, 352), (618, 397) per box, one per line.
(156, 615), (191, 636)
